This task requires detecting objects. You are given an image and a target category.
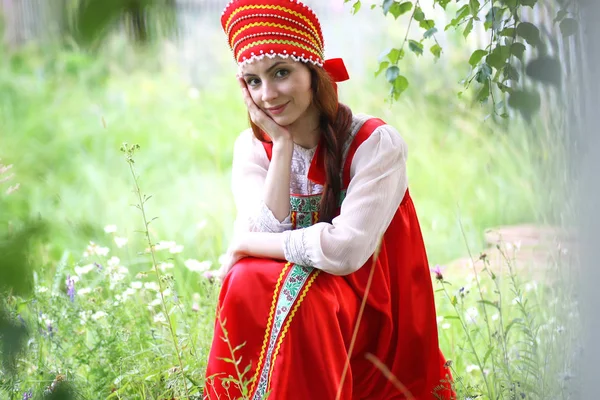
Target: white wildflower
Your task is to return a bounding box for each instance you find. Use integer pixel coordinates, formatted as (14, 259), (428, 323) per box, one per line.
(6, 184), (19, 194)
(79, 310), (92, 325)
(74, 263), (96, 276)
(130, 281), (143, 289)
(77, 287), (92, 296)
(104, 225), (117, 234)
(492, 313), (500, 321)
(35, 286), (48, 293)
(91, 311), (107, 321)
(184, 259), (212, 273)
(466, 364), (480, 373)
(153, 312), (166, 324)
(114, 236), (128, 248)
(465, 307), (479, 324)
(169, 244), (184, 254)
(144, 282), (160, 291)
(121, 287), (136, 301)
(83, 241), (110, 257)
(159, 262), (174, 271)
(442, 323), (451, 330)
(161, 288), (172, 297)
(148, 298), (162, 310)
(525, 281), (538, 292)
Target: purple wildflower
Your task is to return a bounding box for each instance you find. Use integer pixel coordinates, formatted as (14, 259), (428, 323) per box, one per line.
(66, 275), (75, 302)
(22, 390), (33, 400)
(95, 262), (103, 271)
(429, 265), (445, 281)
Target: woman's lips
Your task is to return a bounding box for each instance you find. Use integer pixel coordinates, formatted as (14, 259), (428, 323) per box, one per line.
(266, 102), (289, 115)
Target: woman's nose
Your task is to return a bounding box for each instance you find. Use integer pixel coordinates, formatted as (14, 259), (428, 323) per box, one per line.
(261, 81), (278, 103)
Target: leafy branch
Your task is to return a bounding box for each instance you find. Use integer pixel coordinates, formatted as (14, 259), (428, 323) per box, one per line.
(346, 0), (579, 119)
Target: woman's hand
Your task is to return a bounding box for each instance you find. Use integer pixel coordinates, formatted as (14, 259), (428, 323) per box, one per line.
(203, 234), (248, 283)
(237, 74), (291, 145)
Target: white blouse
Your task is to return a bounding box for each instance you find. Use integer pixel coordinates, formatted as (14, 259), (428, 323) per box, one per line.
(230, 113), (408, 276)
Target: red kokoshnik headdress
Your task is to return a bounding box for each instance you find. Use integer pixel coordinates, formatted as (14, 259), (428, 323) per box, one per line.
(220, 0), (350, 84)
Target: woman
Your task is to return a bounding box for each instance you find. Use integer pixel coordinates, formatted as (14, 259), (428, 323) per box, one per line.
(203, 1), (454, 399)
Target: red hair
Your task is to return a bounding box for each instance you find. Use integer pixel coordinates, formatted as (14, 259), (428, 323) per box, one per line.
(249, 64), (352, 223)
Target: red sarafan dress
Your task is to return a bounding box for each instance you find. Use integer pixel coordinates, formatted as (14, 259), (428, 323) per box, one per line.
(204, 117), (455, 400)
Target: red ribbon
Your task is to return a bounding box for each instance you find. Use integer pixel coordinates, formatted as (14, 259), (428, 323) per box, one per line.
(323, 58), (350, 82)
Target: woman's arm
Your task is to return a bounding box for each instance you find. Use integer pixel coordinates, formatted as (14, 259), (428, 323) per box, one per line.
(282, 124), (408, 275)
(231, 130), (293, 233)
(227, 124), (408, 276)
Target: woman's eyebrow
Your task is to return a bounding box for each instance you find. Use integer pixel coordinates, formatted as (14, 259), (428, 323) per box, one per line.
(243, 61), (288, 77)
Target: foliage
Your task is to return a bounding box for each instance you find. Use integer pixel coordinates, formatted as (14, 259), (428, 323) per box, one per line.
(346, 0), (578, 118)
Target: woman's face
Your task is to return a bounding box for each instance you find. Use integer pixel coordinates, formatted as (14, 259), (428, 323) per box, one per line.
(240, 57), (314, 127)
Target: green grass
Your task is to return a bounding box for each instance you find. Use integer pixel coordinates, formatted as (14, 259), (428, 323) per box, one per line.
(0, 34), (578, 399)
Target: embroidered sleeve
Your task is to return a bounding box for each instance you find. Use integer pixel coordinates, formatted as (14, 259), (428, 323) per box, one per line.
(283, 124), (408, 275)
(231, 130), (292, 235)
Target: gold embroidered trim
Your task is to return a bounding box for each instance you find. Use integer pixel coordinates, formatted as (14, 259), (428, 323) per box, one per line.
(248, 262), (291, 396)
(266, 269), (321, 391)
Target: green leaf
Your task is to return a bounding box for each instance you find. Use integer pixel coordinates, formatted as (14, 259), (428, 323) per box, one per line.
(430, 43), (442, 58)
(510, 42), (526, 60)
(389, 48), (404, 63)
(475, 63), (492, 83)
(414, 6), (425, 21)
(375, 61), (390, 77)
(476, 79), (490, 102)
(0, 221), (47, 296)
(500, 27), (515, 37)
(75, 0), (128, 45)
(516, 22), (540, 46)
(469, 49), (488, 66)
(463, 18), (474, 38)
(351, 1), (361, 15)
(503, 63), (520, 82)
(485, 6), (504, 31)
(424, 27), (438, 38)
(385, 65), (400, 83)
(420, 19), (435, 30)
(371, 4), (377, 9)
(560, 18), (578, 38)
(445, 4), (469, 30)
(520, 0), (537, 7)
(434, 0), (451, 9)
(408, 40), (424, 56)
(526, 56), (562, 87)
(390, 1), (413, 19)
(378, 48), (404, 64)
(382, 0), (395, 15)
(477, 300), (500, 310)
(508, 90), (541, 119)
(469, 0), (480, 17)
(483, 345), (494, 366)
(486, 45), (511, 69)
(497, 82), (513, 93)
(554, 9), (568, 23)
(393, 75), (409, 99)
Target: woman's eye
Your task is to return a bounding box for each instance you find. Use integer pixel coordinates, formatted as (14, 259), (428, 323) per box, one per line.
(246, 78), (260, 87)
(275, 69), (289, 78)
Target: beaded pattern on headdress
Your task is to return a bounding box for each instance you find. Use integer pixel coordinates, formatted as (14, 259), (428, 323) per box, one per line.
(221, 0), (326, 67)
